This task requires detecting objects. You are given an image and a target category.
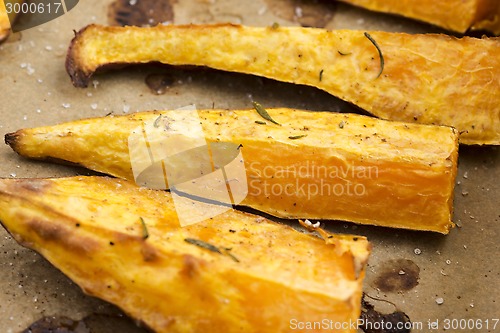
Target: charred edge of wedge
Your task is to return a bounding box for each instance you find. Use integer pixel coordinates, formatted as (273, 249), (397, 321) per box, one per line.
(66, 25), (95, 88)
(66, 24), (239, 87)
(4, 131), (19, 151)
(5, 131), (102, 172)
(65, 23), (272, 88)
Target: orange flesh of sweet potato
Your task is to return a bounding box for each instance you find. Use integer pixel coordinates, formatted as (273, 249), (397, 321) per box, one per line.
(0, 0), (23, 43)
(65, 24), (500, 145)
(0, 176), (370, 333)
(339, 0), (500, 35)
(0, 0), (11, 42)
(5, 108), (459, 233)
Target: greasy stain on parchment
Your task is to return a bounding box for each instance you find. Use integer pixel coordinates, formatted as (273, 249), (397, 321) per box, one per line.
(360, 294), (411, 333)
(264, 0), (336, 28)
(145, 73), (176, 95)
(21, 314), (148, 333)
(108, 0), (176, 27)
(373, 259), (420, 292)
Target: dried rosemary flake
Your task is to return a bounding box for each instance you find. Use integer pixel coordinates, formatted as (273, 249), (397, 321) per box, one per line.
(223, 248), (240, 263)
(139, 217), (149, 240)
(338, 51), (352, 56)
(271, 22), (280, 29)
(319, 69), (324, 82)
(255, 120), (267, 125)
(253, 101), (280, 125)
(184, 238), (221, 254)
(288, 134), (308, 140)
(364, 32), (384, 79)
(153, 114), (162, 128)
(339, 121), (345, 129)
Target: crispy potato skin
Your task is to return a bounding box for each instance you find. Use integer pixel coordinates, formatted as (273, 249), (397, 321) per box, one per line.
(339, 0), (500, 35)
(65, 24), (500, 145)
(0, 176), (370, 333)
(6, 108), (459, 233)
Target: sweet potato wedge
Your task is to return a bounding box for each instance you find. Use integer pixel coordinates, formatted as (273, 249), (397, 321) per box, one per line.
(339, 0), (500, 35)
(65, 24), (500, 145)
(0, 0), (11, 42)
(0, 0), (23, 43)
(0, 176), (370, 333)
(5, 108), (459, 233)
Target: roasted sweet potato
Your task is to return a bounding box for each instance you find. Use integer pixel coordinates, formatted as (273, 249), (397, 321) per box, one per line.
(65, 24), (500, 145)
(0, 176), (370, 333)
(0, 0), (11, 42)
(0, 0), (23, 43)
(5, 108), (459, 233)
(339, 0), (500, 35)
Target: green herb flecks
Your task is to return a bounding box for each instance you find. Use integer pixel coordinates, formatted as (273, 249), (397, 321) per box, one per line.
(255, 120), (267, 125)
(253, 101), (280, 125)
(140, 217), (149, 240)
(184, 238), (222, 254)
(153, 114), (162, 128)
(184, 238), (240, 262)
(339, 121), (345, 129)
(223, 248), (240, 263)
(288, 134), (308, 140)
(364, 32), (384, 79)
(271, 22), (280, 29)
(338, 51), (352, 56)
(319, 69), (324, 82)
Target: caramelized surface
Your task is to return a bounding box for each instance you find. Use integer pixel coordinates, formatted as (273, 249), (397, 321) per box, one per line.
(66, 24), (500, 144)
(340, 0), (500, 34)
(6, 108), (459, 233)
(0, 176), (369, 333)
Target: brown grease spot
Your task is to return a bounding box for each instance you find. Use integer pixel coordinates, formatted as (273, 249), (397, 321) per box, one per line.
(108, 0), (176, 27)
(360, 295), (411, 333)
(373, 259), (420, 292)
(145, 73), (176, 95)
(264, 0), (336, 28)
(21, 316), (89, 333)
(22, 314), (149, 333)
